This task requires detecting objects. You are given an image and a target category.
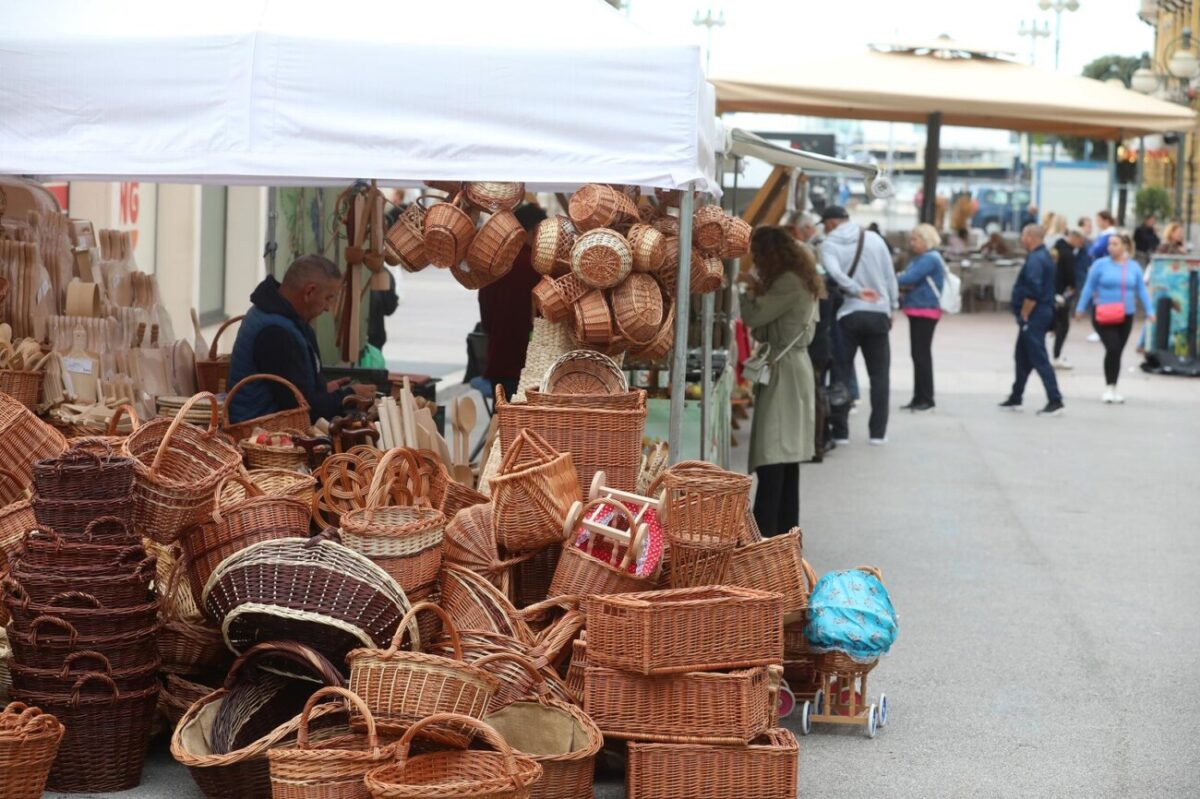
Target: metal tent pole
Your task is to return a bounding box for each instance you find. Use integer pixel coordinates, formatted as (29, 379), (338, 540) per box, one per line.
(669, 187), (696, 464)
(265, 186), (279, 277)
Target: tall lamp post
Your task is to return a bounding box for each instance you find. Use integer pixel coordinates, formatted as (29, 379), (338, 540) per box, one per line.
(1038, 0), (1080, 71)
(1017, 20), (1050, 178)
(693, 8), (725, 75)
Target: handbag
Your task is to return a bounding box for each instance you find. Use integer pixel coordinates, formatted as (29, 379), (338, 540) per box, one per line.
(925, 255), (962, 314)
(1094, 261), (1128, 326)
(743, 325), (811, 386)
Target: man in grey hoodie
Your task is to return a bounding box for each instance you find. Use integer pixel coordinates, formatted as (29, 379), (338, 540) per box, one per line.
(819, 206), (900, 445)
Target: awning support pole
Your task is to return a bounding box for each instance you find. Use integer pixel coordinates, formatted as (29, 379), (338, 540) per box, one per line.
(921, 112), (943, 225)
(669, 187), (696, 464)
(265, 186), (279, 277)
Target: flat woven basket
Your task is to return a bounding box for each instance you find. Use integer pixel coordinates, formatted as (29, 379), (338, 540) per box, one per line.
(611, 273), (665, 345)
(0, 702), (64, 799)
(625, 224), (667, 274)
(465, 182), (526, 213)
(570, 290), (613, 346)
(424, 193), (476, 268)
(222, 374), (311, 444)
(531, 216), (576, 277)
(692, 204), (727, 255)
(625, 728), (798, 799)
(532, 274), (588, 324)
(488, 429), (580, 553)
(540, 350), (627, 396)
(385, 198), (433, 273)
(466, 210), (525, 282)
(570, 228), (632, 289)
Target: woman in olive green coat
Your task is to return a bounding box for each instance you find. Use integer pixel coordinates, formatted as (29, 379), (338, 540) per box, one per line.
(741, 226), (822, 536)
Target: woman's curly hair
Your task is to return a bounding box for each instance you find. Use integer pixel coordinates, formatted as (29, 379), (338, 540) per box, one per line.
(749, 225), (826, 299)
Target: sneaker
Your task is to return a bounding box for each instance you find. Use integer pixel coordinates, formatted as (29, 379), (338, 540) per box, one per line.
(1102, 386), (1115, 404)
(868, 437), (888, 446)
(998, 397), (1022, 411)
(910, 401), (935, 413)
(900, 401), (916, 411)
(1037, 400), (1065, 416)
(1111, 389), (1125, 404)
(1087, 332), (1101, 343)
(832, 437), (850, 445)
(1053, 357), (1074, 371)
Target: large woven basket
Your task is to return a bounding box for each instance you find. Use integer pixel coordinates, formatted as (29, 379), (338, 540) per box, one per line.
(195, 315), (244, 394)
(569, 184), (636, 232)
(659, 460), (752, 547)
(0, 702), (64, 799)
(531, 274), (588, 324)
(626, 728), (798, 799)
(385, 198), (433, 273)
(0, 393), (66, 490)
(202, 535), (412, 665)
(692, 204), (727, 255)
(424, 193), (476, 268)
(465, 182), (526, 213)
(571, 290), (613, 346)
(626, 223), (667, 273)
(363, 713), (543, 799)
(531, 216), (575, 277)
(570, 228), (632, 289)
(439, 564), (534, 644)
(728, 528), (813, 618)
(612, 272), (665, 344)
(223, 374), (311, 443)
(489, 429), (579, 553)
(123, 392), (241, 544)
(465, 211), (524, 284)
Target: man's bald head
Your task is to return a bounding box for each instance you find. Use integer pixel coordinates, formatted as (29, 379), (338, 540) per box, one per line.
(1020, 224), (1045, 251)
(279, 254), (342, 323)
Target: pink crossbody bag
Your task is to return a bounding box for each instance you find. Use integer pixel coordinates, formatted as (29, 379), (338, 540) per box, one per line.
(1094, 261), (1128, 326)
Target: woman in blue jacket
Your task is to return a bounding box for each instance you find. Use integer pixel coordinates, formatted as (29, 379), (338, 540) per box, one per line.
(896, 224), (945, 412)
(1074, 232), (1154, 404)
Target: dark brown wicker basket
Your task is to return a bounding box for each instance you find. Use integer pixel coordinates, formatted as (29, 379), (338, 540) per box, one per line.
(7, 616), (159, 671)
(31, 439), (135, 501)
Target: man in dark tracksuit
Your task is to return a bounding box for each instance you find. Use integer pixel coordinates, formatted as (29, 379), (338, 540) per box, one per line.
(999, 224), (1064, 416)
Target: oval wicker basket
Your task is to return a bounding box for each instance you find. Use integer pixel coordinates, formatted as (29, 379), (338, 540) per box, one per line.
(568, 184), (636, 232)
(570, 229), (632, 290)
(630, 298), (675, 363)
(650, 213), (680, 237)
(424, 194), (477, 268)
(611, 273), (665, 345)
(222, 375), (311, 444)
(540, 350), (627, 395)
(465, 182), (526, 213)
(570, 291), (613, 347)
(690, 254), (725, 294)
(532, 274), (588, 324)
(385, 198), (435, 273)
(626, 224), (667, 274)
(721, 215), (752, 259)
(466, 211), (525, 281)
(692, 204), (727, 255)
(531, 216), (576, 277)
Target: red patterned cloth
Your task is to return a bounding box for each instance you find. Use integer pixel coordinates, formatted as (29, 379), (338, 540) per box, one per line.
(571, 499), (664, 577)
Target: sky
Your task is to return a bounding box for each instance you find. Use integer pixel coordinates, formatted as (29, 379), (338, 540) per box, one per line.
(621, 0), (1156, 147)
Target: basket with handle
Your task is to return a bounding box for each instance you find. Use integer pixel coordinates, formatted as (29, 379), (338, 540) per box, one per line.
(481, 653), (602, 799)
(0, 491), (36, 573)
(524, 386), (643, 411)
(563, 632), (586, 703)
(532, 273), (588, 323)
(570, 228), (632, 289)
(418, 451), (489, 520)
(182, 471), (311, 605)
(583, 664), (773, 745)
(721, 215), (752, 259)
(425, 631), (576, 714)
(203, 533), (412, 666)
(0, 392), (67, 489)
(424, 193), (476, 268)
(0, 701), (65, 799)
(10, 649), (159, 695)
(692, 204), (727, 255)
(346, 602), (500, 739)
(568, 184), (637, 232)
(465, 182), (527, 213)
(222, 467), (317, 509)
(3, 582), (157, 639)
(626, 728), (798, 799)
(571, 290), (613, 346)
(465, 210), (525, 285)
(540, 349), (627, 396)
(690, 254), (725, 294)
(626, 223), (667, 273)
(7, 615), (159, 670)
(531, 216), (576, 277)
(629, 295), (675, 363)
(548, 499), (657, 599)
(32, 437), (135, 501)
(30, 493), (133, 535)
(123, 392), (242, 544)
(8, 552), (156, 609)
(11, 672), (159, 793)
(442, 502), (535, 593)
(17, 525), (142, 572)
(651, 213), (681, 237)
(439, 564), (534, 644)
(363, 712), (543, 799)
(195, 315), (245, 394)
(728, 528), (813, 618)
(612, 272), (665, 344)
(268, 686), (397, 799)
(222, 374), (312, 443)
(385, 197), (435, 273)
(239, 428), (316, 471)
(489, 429), (579, 553)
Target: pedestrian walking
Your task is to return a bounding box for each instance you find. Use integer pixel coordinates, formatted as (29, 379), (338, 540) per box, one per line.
(999, 224), (1065, 416)
(1133, 214), (1160, 263)
(1074, 232), (1155, 404)
(741, 226), (822, 536)
(1050, 225), (1078, 370)
(1088, 209), (1116, 259)
(896, 223), (945, 412)
(818, 206), (898, 445)
(1156, 221), (1186, 255)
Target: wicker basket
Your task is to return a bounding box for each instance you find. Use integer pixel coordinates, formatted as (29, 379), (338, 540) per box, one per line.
(156, 545), (232, 676)
(439, 564), (534, 644)
(466, 211), (524, 283)
(570, 290), (613, 346)
(424, 193), (476, 268)
(531, 216), (575, 277)
(7, 616), (158, 670)
(4, 584), (157, 639)
(347, 602), (499, 737)
(421, 454), (489, 520)
(10, 650), (160, 695)
(0, 370), (42, 411)
(659, 461), (752, 547)
(547, 501), (657, 599)
(30, 494), (133, 536)
(0, 394), (66, 487)
(508, 545), (560, 609)
(425, 633), (575, 714)
(160, 672), (215, 728)
(268, 686), (396, 799)
(629, 296), (675, 363)
(489, 430), (579, 553)
(524, 386), (641, 411)
(720, 215), (752, 259)
(32, 439), (135, 501)
(17, 528), (142, 572)
(583, 665), (773, 744)
(568, 184), (636, 233)
(563, 633), (586, 703)
(692, 204), (727, 255)
(465, 182), (526, 213)
(424, 180), (463, 195)
(340, 479), (446, 597)
(570, 228), (632, 290)
(612, 272), (665, 344)
(222, 467), (317, 509)
(182, 471), (311, 605)
(626, 728), (798, 799)
(690, 254), (725, 294)
(8, 555), (156, 609)
(196, 315), (244, 394)
(443, 503), (532, 592)
(0, 702), (64, 799)
(481, 654), (601, 799)
(540, 350), (626, 396)
(531, 273), (588, 323)
(123, 392), (242, 544)
(202, 535), (412, 665)
(223, 374), (311, 443)
(651, 213), (681, 237)
(363, 713), (543, 799)
(239, 430), (313, 471)
(663, 539), (733, 589)
(626, 223), (667, 274)
(386, 198), (433, 273)
(728, 529), (812, 618)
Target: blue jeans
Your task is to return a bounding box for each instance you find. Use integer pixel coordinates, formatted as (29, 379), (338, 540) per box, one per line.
(1011, 310), (1062, 404)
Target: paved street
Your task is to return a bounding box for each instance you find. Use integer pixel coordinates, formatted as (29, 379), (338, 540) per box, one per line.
(63, 311), (1200, 799)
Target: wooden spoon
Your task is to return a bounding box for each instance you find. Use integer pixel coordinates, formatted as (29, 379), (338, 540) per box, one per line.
(456, 394), (477, 464)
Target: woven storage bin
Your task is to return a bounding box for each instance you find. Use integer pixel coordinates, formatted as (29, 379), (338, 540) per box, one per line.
(466, 211), (524, 281)
(465, 182), (526, 213)
(664, 539), (734, 589)
(584, 586), (783, 675)
(386, 198), (433, 273)
(570, 290), (613, 346)
(584, 665), (772, 745)
(4, 584), (157, 639)
(7, 617), (158, 670)
(182, 472), (311, 605)
(202, 535), (411, 665)
(17, 528), (143, 572)
(482, 654), (601, 799)
(123, 392), (241, 544)
(440, 564), (534, 644)
(0, 393), (66, 487)
(490, 430), (579, 553)
(531, 216), (575, 276)
(222, 375), (311, 443)
(540, 350), (627, 396)
(0, 370), (42, 410)
(10, 651), (159, 695)
(626, 728), (798, 799)
(268, 686), (396, 799)
(626, 223), (667, 273)
(659, 461), (751, 547)
(443, 502), (531, 592)
(13, 674), (158, 793)
(569, 184), (636, 233)
(728, 529), (813, 618)
(720, 215), (752, 259)
(0, 702), (64, 799)
(195, 316), (243, 394)
(692, 204), (727, 255)
(32, 439), (134, 501)
(495, 385), (646, 496)
(612, 272), (665, 344)
(653, 188), (683, 208)
(347, 602), (499, 738)
(424, 193), (476, 268)
(8, 554), (155, 608)
(630, 296), (675, 363)
(363, 713), (543, 799)
(425, 633), (575, 713)
(570, 228), (632, 289)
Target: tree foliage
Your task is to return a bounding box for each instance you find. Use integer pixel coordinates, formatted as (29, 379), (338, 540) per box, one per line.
(1059, 54), (1146, 162)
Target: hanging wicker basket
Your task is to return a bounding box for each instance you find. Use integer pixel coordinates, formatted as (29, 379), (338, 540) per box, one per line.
(571, 291), (613, 346)
(532, 274), (588, 323)
(611, 273), (665, 345)
(721, 215), (752, 259)
(531, 216), (576, 277)
(424, 193), (477, 268)
(465, 182), (527, 213)
(690, 255), (725, 294)
(692, 204), (727, 255)
(385, 197), (436, 273)
(568, 184), (637, 232)
(570, 229), (632, 289)
(626, 224), (667, 274)
(465, 211), (525, 281)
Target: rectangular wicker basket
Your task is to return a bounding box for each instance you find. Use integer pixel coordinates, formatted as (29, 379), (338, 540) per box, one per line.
(727, 529), (811, 618)
(583, 665), (772, 745)
(584, 586), (783, 675)
(626, 728), (799, 799)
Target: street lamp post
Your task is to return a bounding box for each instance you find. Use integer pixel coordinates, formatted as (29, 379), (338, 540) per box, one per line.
(692, 8), (725, 75)
(1038, 0), (1080, 72)
(1017, 19), (1050, 65)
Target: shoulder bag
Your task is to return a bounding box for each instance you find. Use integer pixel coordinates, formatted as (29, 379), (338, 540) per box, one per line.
(1094, 261), (1128, 325)
(925, 255), (962, 314)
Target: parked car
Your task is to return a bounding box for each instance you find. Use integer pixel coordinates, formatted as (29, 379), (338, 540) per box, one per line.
(971, 186), (1032, 231)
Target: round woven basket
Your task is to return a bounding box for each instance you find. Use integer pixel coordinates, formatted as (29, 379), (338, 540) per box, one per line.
(465, 182), (526, 213)
(532, 274), (588, 324)
(424, 180), (463, 195)
(568, 184), (637, 232)
(692, 204), (727, 255)
(424, 194), (476, 268)
(540, 350), (627, 396)
(466, 211), (525, 280)
(625, 224), (666, 274)
(690, 255), (725, 294)
(611, 273), (665, 345)
(531, 216), (576, 277)
(570, 229), (631, 289)
(721, 215), (752, 259)
(571, 291), (613, 346)
(385, 198), (434, 273)
(654, 188), (682, 208)
(630, 298), (675, 363)
(650, 213), (680, 237)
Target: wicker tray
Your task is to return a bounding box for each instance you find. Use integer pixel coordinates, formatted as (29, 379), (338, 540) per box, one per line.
(625, 728), (798, 799)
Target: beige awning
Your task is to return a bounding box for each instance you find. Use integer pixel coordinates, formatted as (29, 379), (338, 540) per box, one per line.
(713, 49), (1198, 138)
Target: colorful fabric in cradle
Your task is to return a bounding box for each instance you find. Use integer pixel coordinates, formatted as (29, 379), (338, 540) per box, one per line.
(573, 500), (664, 578)
(804, 568), (898, 664)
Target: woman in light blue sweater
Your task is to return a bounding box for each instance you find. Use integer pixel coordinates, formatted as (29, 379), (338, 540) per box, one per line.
(1074, 232), (1154, 403)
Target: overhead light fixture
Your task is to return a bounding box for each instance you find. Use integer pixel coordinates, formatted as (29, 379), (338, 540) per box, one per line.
(1168, 48), (1200, 80)
(1131, 67), (1160, 94)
